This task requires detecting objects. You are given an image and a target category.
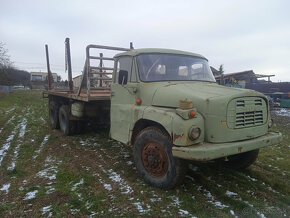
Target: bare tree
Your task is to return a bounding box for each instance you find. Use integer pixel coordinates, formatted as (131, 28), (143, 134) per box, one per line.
(0, 42), (12, 68)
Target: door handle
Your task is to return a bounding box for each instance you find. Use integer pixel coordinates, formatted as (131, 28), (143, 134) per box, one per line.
(111, 91), (115, 96)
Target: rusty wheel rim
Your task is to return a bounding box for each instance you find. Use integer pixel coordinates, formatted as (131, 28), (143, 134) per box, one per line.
(141, 141), (169, 177)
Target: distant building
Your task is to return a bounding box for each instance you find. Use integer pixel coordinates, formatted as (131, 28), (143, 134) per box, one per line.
(73, 75), (82, 87)
(214, 70), (275, 89)
(30, 72), (59, 82)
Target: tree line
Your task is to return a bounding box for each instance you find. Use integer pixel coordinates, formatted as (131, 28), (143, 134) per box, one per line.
(0, 42), (30, 86)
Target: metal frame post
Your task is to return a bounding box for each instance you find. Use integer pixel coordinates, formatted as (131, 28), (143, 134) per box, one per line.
(45, 44), (52, 90)
(65, 38), (74, 92)
(99, 53), (103, 87)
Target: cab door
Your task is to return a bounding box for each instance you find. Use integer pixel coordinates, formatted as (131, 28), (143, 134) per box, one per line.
(110, 56), (137, 144)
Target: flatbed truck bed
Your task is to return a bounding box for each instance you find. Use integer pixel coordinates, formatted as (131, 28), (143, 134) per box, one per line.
(43, 89), (111, 102)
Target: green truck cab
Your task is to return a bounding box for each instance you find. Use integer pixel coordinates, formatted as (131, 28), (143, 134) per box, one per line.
(45, 41), (282, 189)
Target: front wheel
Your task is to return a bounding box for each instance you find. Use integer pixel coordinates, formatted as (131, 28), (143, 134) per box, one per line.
(217, 149), (259, 170)
(133, 127), (187, 189)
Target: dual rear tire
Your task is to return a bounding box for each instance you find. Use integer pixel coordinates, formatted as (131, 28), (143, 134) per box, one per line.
(49, 101), (80, 136)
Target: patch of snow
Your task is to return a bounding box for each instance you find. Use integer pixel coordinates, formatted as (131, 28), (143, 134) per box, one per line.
(6, 107), (16, 114)
(70, 208), (80, 214)
(273, 108), (290, 117)
(103, 183), (112, 191)
(45, 186), (55, 194)
(179, 209), (189, 215)
(72, 178), (84, 191)
(36, 156), (60, 181)
(257, 211), (266, 218)
(18, 118), (27, 138)
(33, 135), (50, 159)
(24, 190), (38, 200)
(41, 205), (52, 217)
(169, 195), (182, 207)
(126, 161), (133, 165)
(226, 190), (238, 197)
(108, 169), (133, 194)
(8, 118), (26, 170)
(150, 197), (162, 202)
(7, 144), (20, 170)
(37, 166), (58, 180)
(189, 164), (199, 171)
(0, 183), (11, 194)
(247, 175), (258, 182)
(0, 123), (19, 166)
(202, 188), (229, 209)
(133, 201), (151, 214)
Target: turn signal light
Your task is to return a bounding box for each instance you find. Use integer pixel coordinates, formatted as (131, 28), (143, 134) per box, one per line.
(189, 110), (196, 118)
(136, 99), (142, 105)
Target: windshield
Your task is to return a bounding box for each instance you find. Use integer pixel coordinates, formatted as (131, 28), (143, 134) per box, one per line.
(137, 54), (216, 82)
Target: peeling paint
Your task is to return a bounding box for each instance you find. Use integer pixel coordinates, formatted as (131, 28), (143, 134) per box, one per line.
(173, 133), (184, 142)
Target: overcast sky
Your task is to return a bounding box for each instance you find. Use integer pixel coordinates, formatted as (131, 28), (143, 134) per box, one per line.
(0, 0), (289, 82)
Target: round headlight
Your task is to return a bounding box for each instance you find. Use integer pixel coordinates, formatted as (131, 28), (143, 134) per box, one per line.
(189, 127), (201, 140)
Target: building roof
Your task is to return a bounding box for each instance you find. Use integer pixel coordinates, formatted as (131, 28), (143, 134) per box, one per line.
(114, 48), (207, 60)
(210, 66), (219, 74)
(215, 70), (255, 79)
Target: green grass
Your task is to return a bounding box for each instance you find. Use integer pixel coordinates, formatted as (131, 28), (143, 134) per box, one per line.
(0, 90), (289, 217)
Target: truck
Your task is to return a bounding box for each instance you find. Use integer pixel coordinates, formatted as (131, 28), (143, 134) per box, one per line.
(44, 38), (282, 189)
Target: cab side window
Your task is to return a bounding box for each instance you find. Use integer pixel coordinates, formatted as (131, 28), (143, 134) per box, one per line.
(115, 56), (132, 84)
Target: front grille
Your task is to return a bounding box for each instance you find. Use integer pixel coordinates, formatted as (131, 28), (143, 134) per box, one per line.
(227, 97), (267, 129)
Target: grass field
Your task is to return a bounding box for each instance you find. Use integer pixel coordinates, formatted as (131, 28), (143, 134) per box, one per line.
(0, 90), (289, 217)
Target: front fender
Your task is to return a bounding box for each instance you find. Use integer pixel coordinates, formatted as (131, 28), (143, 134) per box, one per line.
(142, 106), (204, 146)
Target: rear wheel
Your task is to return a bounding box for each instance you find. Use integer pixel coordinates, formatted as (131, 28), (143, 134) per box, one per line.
(49, 100), (59, 129)
(218, 149), (259, 170)
(133, 127), (187, 189)
(59, 105), (76, 136)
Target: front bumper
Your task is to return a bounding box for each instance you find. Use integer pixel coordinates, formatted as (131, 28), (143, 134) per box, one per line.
(172, 131), (282, 161)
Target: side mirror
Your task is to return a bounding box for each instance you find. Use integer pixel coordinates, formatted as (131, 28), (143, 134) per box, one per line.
(118, 70), (128, 85)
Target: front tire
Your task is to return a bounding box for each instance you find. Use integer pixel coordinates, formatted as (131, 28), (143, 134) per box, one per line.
(133, 127), (187, 189)
(59, 105), (76, 136)
(218, 149), (259, 170)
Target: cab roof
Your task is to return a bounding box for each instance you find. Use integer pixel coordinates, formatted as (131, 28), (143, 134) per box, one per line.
(114, 48), (207, 60)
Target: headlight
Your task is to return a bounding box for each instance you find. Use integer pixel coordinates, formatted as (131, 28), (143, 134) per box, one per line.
(189, 127), (201, 140)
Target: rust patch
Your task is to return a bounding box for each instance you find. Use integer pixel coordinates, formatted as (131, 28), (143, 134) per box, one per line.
(238, 147), (242, 153)
(220, 120), (227, 128)
(173, 133), (184, 142)
(210, 135), (214, 139)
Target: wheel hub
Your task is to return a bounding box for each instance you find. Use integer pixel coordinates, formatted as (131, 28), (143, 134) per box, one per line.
(141, 142), (169, 177)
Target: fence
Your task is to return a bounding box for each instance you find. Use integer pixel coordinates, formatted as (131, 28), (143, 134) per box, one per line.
(0, 85), (13, 93)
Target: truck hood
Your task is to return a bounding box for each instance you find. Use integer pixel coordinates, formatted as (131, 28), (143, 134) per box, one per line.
(152, 82), (263, 112)
(150, 82), (268, 143)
